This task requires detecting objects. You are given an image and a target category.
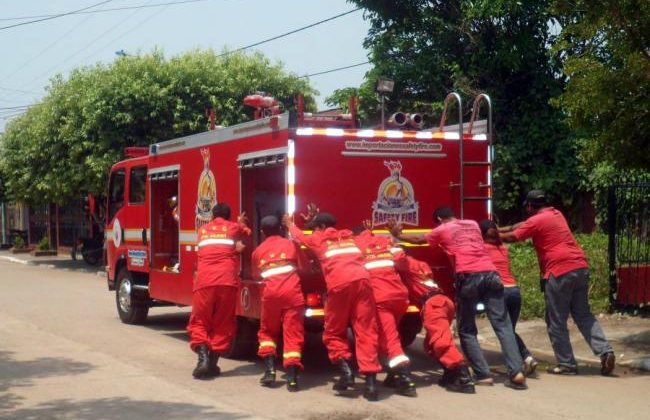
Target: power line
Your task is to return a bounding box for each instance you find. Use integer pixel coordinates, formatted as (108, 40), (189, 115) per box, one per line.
(300, 61), (371, 78)
(0, 0), (211, 22)
(217, 8), (362, 58)
(0, 105), (31, 110)
(0, 0), (114, 31)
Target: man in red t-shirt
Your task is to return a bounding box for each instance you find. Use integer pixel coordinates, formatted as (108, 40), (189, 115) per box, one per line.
(284, 209), (382, 401)
(252, 215), (305, 392)
(390, 207), (527, 390)
(500, 190), (615, 375)
(479, 219), (538, 375)
(187, 203), (251, 379)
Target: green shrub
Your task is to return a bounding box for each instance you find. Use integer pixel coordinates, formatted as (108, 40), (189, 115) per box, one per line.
(510, 233), (610, 319)
(37, 236), (50, 251)
(13, 235), (26, 249)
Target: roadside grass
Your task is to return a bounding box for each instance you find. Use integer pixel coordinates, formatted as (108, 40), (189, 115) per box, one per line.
(509, 233), (610, 319)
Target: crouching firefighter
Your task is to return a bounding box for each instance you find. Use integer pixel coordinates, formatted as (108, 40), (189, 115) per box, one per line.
(187, 203), (251, 379)
(394, 251), (476, 394)
(252, 215), (305, 392)
(284, 206), (382, 401)
(354, 221), (416, 397)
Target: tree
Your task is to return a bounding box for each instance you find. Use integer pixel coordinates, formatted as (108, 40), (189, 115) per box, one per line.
(0, 50), (316, 205)
(551, 0), (650, 172)
(347, 1), (580, 217)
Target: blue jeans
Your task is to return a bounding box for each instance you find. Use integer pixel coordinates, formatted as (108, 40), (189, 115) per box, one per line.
(503, 286), (531, 359)
(544, 268), (613, 368)
(455, 271), (524, 378)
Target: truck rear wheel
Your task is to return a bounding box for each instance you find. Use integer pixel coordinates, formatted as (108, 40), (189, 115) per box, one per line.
(224, 316), (258, 360)
(399, 313), (422, 348)
(116, 268), (149, 324)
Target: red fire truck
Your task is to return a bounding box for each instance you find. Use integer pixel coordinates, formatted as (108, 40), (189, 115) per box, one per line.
(105, 93), (493, 357)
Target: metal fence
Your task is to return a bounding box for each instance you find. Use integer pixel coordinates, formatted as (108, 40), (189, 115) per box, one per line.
(608, 183), (650, 310)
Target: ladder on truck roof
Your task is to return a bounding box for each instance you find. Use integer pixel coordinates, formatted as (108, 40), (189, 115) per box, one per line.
(438, 93), (493, 219)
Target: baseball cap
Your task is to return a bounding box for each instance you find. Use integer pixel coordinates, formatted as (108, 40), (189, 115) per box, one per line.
(524, 189), (547, 206)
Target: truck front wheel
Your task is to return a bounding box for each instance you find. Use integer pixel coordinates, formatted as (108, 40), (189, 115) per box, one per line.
(115, 268), (149, 324)
(399, 313), (423, 348)
(224, 316), (259, 360)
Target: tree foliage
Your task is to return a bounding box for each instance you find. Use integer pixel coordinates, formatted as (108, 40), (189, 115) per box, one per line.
(345, 1), (581, 217)
(551, 0), (650, 172)
(0, 50), (315, 205)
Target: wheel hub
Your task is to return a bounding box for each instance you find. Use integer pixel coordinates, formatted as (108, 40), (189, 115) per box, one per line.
(118, 278), (132, 313)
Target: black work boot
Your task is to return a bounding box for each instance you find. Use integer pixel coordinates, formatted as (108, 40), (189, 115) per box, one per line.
(363, 374), (379, 401)
(445, 365), (476, 394)
(260, 356), (276, 386)
(332, 358), (355, 391)
(207, 351), (221, 377)
(383, 370), (397, 388)
(395, 365), (417, 397)
(438, 367), (454, 387)
(192, 344), (211, 379)
(286, 365), (299, 392)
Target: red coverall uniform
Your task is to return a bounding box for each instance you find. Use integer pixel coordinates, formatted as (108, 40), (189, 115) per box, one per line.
(355, 230), (410, 369)
(288, 225), (381, 374)
(252, 235), (305, 369)
(187, 217), (251, 353)
(394, 252), (466, 369)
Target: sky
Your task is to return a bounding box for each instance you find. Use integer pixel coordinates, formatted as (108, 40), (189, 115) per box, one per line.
(0, 0), (372, 131)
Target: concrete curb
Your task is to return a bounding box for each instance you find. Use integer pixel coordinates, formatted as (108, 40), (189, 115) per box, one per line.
(0, 254), (106, 276)
(0, 255), (29, 265)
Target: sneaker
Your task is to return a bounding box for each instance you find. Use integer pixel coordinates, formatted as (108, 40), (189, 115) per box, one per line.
(600, 352), (615, 376)
(524, 356), (539, 376)
(504, 371), (527, 390)
(547, 365), (578, 375)
(475, 376), (494, 386)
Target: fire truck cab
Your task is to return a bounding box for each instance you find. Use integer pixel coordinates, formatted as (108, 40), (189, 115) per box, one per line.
(105, 93), (493, 358)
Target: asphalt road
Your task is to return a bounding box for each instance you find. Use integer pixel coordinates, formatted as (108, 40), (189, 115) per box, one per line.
(1, 260), (648, 420)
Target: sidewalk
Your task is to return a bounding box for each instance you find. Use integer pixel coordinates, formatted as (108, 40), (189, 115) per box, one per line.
(477, 313), (650, 372)
(0, 249), (105, 276)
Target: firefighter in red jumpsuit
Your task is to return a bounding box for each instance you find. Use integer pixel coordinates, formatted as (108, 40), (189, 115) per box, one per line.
(188, 203), (251, 379)
(393, 249), (475, 393)
(283, 208), (382, 401)
(252, 215), (305, 392)
(353, 223), (416, 397)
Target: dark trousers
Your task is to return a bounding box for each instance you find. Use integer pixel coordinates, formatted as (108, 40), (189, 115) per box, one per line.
(455, 271), (523, 378)
(503, 286), (531, 359)
(544, 268), (613, 367)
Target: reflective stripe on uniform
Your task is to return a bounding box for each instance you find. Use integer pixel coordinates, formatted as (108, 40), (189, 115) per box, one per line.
(388, 354), (410, 368)
(324, 247), (362, 258)
(197, 238), (235, 248)
(389, 247), (403, 254)
(422, 279), (439, 288)
(259, 341), (276, 348)
(364, 259), (395, 270)
(260, 265), (295, 279)
(283, 351), (301, 359)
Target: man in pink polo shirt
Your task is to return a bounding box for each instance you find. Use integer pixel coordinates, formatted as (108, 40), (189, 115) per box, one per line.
(390, 207), (527, 390)
(500, 190), (615, 375)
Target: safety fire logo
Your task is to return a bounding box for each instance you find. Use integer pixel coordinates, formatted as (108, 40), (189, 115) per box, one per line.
(195, 148), (218, 230)
(372, 161), (419, 226)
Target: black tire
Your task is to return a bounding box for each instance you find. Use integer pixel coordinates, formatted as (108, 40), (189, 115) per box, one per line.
(81, 247), (102, 266)
(224, 316), (259, 360)
(115, 268), (149, 324)
(399, 313), (423, 348)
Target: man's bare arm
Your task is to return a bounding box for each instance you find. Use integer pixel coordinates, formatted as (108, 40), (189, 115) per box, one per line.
(387, 219), (428, 245)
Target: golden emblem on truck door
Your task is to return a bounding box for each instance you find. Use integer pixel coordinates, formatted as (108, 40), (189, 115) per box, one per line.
(195, 148), (217, 229)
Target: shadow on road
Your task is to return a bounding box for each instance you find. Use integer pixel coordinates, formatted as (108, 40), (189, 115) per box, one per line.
(0, 351), (95, 411)
(27, 258), (104, 274)
(0, 397), (248, 420)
